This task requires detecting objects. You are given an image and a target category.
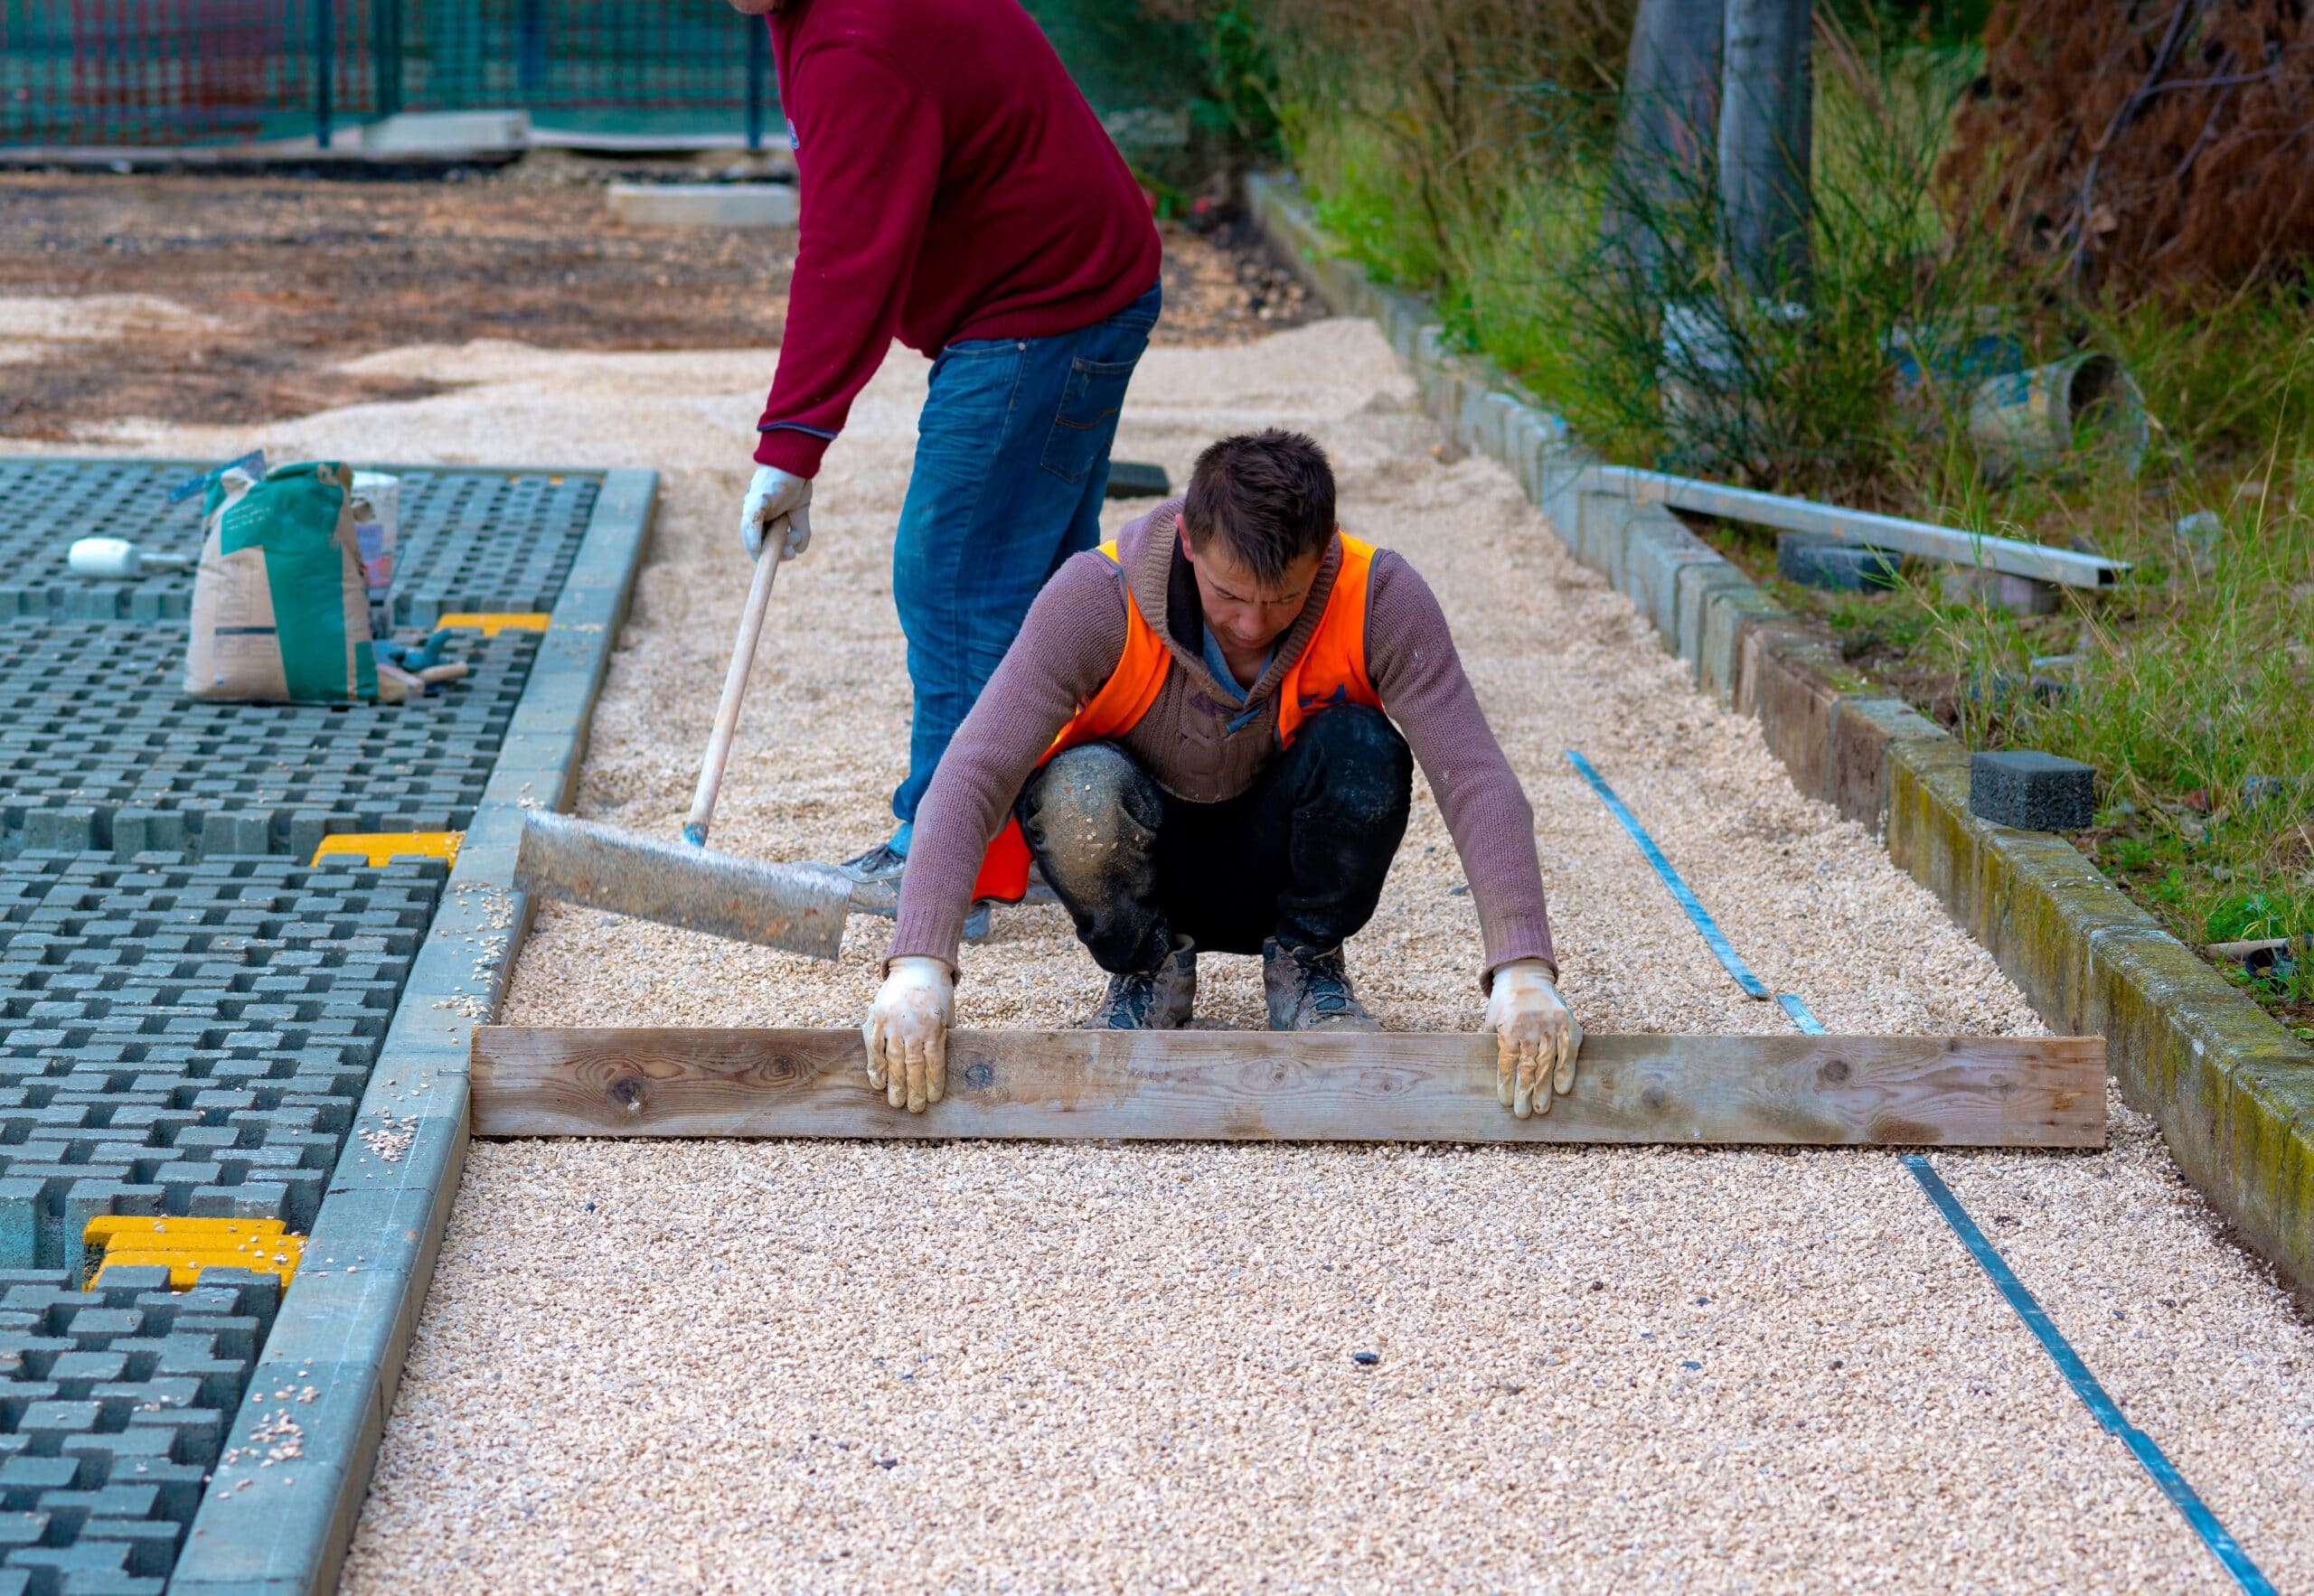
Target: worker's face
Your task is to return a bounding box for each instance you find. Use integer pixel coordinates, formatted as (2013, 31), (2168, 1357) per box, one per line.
(1181, 520), (1329, 655)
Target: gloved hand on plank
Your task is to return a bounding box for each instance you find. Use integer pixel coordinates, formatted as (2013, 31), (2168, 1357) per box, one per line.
(1486, 958), (1581, 1119)
(864, 954), (954, 1113)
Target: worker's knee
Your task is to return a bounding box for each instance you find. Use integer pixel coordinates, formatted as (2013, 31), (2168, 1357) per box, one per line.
(1292, 706), (1412, 831)
(1017, 742), (1163, 893)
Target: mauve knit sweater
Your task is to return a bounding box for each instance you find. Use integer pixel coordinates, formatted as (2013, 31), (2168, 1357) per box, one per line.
(889, 502), (1558, 986)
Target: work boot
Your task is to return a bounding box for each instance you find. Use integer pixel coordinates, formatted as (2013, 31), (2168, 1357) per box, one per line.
(818, 840), (907, 915)
(1263, 937), (1380, 1032)
(1082, 937), (1197, 1029)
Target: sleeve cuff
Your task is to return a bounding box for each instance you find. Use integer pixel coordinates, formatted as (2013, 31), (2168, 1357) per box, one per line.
(754, 427), (832, 476)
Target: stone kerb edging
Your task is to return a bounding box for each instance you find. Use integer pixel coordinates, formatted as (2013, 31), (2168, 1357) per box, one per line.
(169, 468), (659, 1596)
(1243, 172), (2314, 1299)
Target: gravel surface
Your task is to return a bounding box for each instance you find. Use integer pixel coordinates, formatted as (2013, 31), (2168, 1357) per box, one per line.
(28, 318), (2311, 1591)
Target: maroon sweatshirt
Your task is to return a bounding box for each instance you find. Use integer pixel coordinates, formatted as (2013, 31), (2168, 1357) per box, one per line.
(754, 0), (1164, 477)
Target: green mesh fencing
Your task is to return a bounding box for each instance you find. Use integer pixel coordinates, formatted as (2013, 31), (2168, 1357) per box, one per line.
(1, 0), (1218, 164)
(2, 0), (776, 147)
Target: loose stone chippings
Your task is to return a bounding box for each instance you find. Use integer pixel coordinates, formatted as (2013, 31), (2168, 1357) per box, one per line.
(55, 315), (2311, 1592)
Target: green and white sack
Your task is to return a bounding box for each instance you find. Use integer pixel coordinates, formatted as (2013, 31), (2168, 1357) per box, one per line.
(184, 461), (378, 703)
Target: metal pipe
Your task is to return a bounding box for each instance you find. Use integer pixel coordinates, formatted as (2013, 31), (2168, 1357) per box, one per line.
(1585, 464), (2128, 588)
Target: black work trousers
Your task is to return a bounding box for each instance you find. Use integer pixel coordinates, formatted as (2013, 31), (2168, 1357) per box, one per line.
(1014, 705), (1414, 974)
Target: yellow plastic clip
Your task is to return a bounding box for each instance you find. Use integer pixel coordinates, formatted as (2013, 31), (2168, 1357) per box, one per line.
(310, 831), (464, 868)
(435, 612), (550, 636)
(83, 1216), (303, 1291)
(95, 1236), (305, 1290)
(85, 1216), (286, 1246)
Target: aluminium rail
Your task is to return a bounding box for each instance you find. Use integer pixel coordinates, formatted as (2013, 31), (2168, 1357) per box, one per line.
(1585, 464), (2128, 590)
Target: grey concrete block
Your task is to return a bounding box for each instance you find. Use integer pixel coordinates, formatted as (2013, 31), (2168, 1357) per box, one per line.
(1777, 531), (1900, 591)
(1941, 565), (2061, 615)
(1676, 561), (1755, 677)
(1623, 511), (1718, 647)
(1970, 749), (2097, 831)
(1698, 585), (1783, 703)
(1573, 492), (1637, 587)
(606, 182), (800, 228)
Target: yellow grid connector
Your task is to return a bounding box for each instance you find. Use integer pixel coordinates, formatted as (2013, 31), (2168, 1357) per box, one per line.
(310, 831), (464, 868)
(435, 612), (551, 635)
(84, 1216), (304, 1291)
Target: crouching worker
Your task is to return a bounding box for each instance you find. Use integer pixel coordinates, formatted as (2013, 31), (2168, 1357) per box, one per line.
(864, 429), (1576, 1117)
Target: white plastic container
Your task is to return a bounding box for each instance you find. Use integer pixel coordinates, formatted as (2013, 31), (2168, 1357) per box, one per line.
(351, 471), (401, 633)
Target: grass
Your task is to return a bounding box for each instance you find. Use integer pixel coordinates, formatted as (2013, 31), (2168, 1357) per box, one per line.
(1273, 24), (2314, 1035)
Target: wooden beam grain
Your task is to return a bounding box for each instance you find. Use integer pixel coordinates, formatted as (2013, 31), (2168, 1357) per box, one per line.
(468, 1028), (2106, 1148)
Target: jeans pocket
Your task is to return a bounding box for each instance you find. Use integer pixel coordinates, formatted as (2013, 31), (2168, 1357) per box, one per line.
(925, 338), (1026, 437)
(1039, 355), (1140, 484)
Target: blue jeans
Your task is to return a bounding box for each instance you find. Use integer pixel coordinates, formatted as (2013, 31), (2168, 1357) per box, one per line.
(889, 280), (1162, 851)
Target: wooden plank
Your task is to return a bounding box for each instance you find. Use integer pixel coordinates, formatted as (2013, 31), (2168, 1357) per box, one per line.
(468, 1028), (2106, 1148)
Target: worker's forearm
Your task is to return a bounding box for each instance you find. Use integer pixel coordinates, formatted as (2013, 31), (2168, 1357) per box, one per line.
(1364, 553), (1557, 981)
(888, 555), (1132, 965)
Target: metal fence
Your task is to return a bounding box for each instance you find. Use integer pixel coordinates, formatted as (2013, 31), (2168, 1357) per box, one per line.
(1, 0), (776, 147)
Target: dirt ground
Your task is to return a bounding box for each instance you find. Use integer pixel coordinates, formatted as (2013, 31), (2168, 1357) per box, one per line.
(0, 157), (1312, 439)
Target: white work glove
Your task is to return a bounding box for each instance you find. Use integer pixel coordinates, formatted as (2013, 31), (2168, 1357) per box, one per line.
(863, 955), (953, 1113)
(739, 465), (814, 559)
(1486, 959), (1581, 1119)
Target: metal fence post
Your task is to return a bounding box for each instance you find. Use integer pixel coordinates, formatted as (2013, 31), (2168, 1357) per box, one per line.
(746, 17), (767, 151)
(373, 0), (404, 118)
(518, 0), (547, 93)
(315, 0), (336, 147)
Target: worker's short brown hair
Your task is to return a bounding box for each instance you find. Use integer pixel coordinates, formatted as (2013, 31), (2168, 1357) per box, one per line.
(1180, 429), (1336, 584)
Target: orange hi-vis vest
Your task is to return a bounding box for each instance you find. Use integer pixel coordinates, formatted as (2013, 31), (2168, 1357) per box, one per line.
(971, 532), (1383, 903)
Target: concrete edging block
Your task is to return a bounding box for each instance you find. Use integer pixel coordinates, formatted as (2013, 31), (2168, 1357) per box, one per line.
(1697, 586), (1783, 704)
(1244, 168), (2314, 1300)
(606, 183), (798, 229)
(1623, 508), (1716, 647)
(168, 470), (659, 1593)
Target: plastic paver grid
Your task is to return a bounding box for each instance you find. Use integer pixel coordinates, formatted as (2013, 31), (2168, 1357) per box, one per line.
(0, 455), (613, 1592)
(0, 459), (598, 630)
(0, 623), (538, 857)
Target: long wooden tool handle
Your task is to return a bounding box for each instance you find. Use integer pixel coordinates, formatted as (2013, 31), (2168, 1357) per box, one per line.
(683, 538), (785, 848)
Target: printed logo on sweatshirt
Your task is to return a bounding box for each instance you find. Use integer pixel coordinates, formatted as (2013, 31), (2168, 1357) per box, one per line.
(786, 116), (801, 153)
(1297, 683), (1354, 713)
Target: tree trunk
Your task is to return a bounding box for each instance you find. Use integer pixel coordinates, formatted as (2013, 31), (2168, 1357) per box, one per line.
(1602, 0), (1726, 284)
(1717, 0), (1814, 297)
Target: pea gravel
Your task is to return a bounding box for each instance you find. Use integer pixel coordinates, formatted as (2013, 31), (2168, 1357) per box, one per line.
(24, 317), (2309, 1593)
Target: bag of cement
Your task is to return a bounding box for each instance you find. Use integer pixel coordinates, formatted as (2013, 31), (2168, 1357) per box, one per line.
(184, 461), (378, 703)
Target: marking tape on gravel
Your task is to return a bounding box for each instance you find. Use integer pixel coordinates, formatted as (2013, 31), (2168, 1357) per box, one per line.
(1568, 745), (2277, 1592)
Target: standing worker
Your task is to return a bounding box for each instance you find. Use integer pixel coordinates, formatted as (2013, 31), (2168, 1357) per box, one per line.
(725, 0), (1163, 908)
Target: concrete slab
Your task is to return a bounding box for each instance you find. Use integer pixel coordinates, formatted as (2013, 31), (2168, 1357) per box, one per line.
(606, 183), (799, 229)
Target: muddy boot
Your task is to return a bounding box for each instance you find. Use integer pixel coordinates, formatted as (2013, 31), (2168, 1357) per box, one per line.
(1082, 937), (1197, 1029)
(1263, 937), (1380, 1032)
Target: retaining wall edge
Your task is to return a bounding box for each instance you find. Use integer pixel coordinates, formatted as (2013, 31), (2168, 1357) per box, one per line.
(1245, 171), (2314, 1299)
